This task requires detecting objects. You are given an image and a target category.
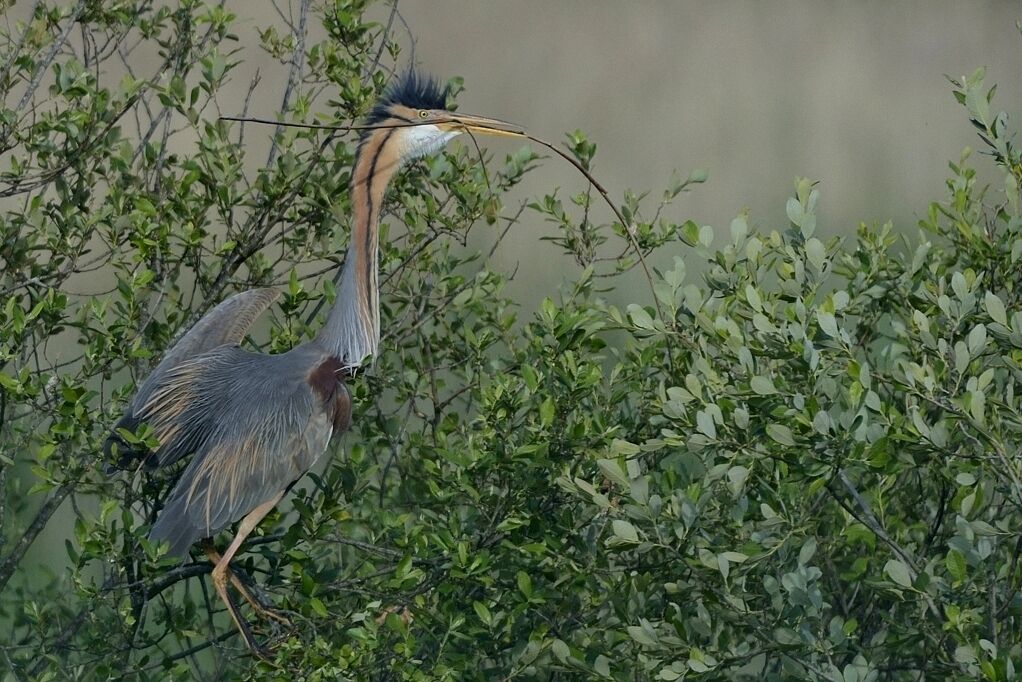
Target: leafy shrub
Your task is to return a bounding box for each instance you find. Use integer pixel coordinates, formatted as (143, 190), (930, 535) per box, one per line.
(1, 2), (1020, 680)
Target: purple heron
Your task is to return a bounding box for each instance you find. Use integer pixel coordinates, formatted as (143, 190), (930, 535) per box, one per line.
(105, 71), (523, 652)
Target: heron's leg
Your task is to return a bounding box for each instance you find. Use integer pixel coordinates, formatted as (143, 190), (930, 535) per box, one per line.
(210, 491), (284, 653)
(203, 541), (291, 626)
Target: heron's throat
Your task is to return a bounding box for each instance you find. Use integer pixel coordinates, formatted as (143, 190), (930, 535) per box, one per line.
(317, 135), (403, 366)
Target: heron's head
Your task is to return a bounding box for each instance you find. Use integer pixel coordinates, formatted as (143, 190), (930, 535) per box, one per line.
(361, 71), (524, 166)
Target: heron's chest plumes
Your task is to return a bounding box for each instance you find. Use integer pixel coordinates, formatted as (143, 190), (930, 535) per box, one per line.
(306, 356), (353, 435)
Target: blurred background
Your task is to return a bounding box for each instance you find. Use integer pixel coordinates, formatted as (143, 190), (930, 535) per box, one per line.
(374, 1), (1022, 307)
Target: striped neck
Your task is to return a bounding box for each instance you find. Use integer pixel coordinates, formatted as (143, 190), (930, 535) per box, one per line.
(317, 127), (404, 367)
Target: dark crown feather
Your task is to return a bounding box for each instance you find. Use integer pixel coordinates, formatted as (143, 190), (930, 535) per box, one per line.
(365, 71), (449, 127)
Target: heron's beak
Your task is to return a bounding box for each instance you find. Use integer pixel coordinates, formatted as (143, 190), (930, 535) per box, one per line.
(439, 113), (526, 139)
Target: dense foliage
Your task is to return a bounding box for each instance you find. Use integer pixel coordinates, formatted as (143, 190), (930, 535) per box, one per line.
(1, 2), (1021, 680)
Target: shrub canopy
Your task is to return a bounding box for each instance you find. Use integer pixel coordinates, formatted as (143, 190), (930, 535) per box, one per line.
(1, 2), (1020, 680)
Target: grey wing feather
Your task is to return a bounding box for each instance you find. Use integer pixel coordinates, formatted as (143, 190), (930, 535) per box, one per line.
(130, 288), (281, 415)
(143, 345), (334, 557)
(105, 288), (280, 468)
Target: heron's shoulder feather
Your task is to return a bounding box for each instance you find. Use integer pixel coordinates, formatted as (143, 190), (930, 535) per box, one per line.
(105, 288), (281, 469)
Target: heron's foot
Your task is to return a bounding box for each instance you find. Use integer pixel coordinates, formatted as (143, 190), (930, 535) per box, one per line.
(250, 602), (294, 628)
(229, 579), (293, 627)
(213, 564), (280, 657)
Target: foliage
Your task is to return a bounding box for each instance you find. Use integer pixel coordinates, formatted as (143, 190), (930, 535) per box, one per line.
(1, 2), (1021, 680)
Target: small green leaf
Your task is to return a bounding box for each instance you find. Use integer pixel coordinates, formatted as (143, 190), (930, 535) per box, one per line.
(766, 423), (795, 446)
(805, 238), (826, 271)
(818, 312), (839, 338)
(967, 324), (987, 355)
(687, 167), (709, 184)
(698, 224), (713, 247)
(473, 601), (492, 626)
(750, 375), (777, 395)
(985, 291), (1007, 325)
(309, 597), (328, 617)
(611, 519), (639, 544)
(539, 397), (555, 427)
(680, 220), (700, 246)
(720, 551), (748, 563)
(798, 537), (818, 566)
(597, 458), (630, 489)
(610, 439), (641, 456)
(730, 214), (748, 243)
(955, 472), (976, 486)
(884, 559), (913, 588)
(627, 304), (655, 330)
(626, 622), (658, 646)
(695, 409), (716, 438)
(745, 285), (762, 312)
(516, 571), (533, 598)
(946, 550), (967, 583)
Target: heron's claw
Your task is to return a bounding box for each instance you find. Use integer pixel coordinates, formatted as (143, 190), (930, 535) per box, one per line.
(251, 603), (293, 628)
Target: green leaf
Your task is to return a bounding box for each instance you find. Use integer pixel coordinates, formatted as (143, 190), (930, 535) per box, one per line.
(611, 519), (640, 544)
(805, 237), (826, 271)
(539, 397), (555, 426)
(695, 409), (716, 438)
(626, 622), (658, 647)
(597, 458), (630, 489)
(698, 224), (714, 247)
(766, 423), (795, 446)
(551, 638), (570, 663)
(967, 323), (987, 355)
(680, 220), (700, 246)
(473, 601), (492, 626)
(0, 372), (20, 392)
(309, 597), (328, 618)
(610, 439), (641, 456)
(720, 551), (748, 563)
(750, 375), (777, 395)
(516, 571), (533, 598)
(946, 550), (967, 583)
(745, 285), (762, 312)
(730, 214), (748, 243)
(985, 291), (1007, 325)
(798, 537), (818, 566)
(627, 304), (655, 330)
(817, 312), (839, 338)
(884, 559), (913, 588)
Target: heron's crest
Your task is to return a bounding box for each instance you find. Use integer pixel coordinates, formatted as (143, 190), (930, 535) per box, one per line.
(364, 70), (448, 127)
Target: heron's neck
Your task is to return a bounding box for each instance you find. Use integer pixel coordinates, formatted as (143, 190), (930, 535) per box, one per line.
(317, 135), (402, 366)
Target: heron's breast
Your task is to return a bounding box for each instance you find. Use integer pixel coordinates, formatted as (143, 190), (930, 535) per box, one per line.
(307, 356), (353, 436)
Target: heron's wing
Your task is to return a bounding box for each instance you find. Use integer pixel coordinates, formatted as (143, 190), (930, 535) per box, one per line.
(105, 288), (280, 467)
(140, 345), (343, 557)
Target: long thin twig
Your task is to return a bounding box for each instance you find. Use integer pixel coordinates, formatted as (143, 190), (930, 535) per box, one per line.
(218, 115), (671, 335)
(265, 0), (311, 169)
(12, 0), (86, 116)
(0, 484), (69, 593)
(827, 470), (943, 622)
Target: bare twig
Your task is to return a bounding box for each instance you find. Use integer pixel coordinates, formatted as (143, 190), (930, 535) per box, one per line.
(828, 470), (943, 622)
(12, 1), (86, 117)
(0, 484), (69, 593)
(264, 0), (311, 169)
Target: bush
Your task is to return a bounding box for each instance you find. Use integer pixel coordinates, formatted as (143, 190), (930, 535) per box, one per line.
(1, 2), (1020, 680)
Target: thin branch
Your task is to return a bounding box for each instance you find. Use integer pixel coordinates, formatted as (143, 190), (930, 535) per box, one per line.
(0, 484), (69, 593)
(828, 470), (943, 622)
(264, 0), (311, 169)
(12, 0), (86, 117)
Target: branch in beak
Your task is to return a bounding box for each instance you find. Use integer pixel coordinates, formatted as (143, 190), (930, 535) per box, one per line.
(438, 114), (526, 139)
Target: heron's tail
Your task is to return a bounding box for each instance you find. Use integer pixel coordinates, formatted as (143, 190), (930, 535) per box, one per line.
(149, 494), (202, 560)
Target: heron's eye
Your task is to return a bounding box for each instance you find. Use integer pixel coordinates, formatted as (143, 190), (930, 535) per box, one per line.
(418, 110), (429, 119)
